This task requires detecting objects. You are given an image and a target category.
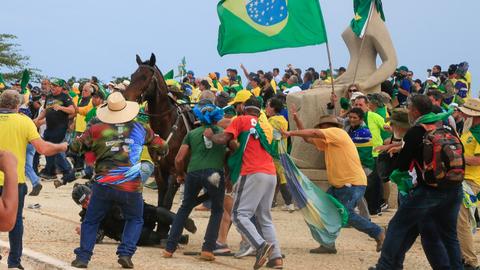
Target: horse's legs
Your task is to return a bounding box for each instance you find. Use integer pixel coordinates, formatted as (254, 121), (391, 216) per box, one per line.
(163, 175), (180, 211)
(154, 167), (167, 207)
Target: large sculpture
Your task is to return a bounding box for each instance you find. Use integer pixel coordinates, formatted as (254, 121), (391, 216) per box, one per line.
(286, 0), (397, 180)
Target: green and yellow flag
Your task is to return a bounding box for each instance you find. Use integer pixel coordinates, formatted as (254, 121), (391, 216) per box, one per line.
(350, 0), (385, 38)
(217, 0), (327, 56)
(164, 69), (174, 80)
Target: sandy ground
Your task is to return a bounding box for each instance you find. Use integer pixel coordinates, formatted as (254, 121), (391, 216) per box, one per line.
(0, 179), (477, 270)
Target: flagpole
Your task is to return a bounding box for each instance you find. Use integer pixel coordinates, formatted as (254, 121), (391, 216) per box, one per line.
(325, 41), (336, 94)
(352, 1), (375, 85)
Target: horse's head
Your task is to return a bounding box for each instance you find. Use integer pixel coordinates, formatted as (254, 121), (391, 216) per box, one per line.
(124, 53), (168, 103)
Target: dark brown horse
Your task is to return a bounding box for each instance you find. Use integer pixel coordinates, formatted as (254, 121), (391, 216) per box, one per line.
(124, 53), (191, 209)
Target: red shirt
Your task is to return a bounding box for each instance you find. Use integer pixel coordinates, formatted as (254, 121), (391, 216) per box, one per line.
(225, 115), (276, 176)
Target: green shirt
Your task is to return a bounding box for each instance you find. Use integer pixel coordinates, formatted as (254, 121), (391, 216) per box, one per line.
(182, 126), (227, 172)
(364, 111), (386, 157)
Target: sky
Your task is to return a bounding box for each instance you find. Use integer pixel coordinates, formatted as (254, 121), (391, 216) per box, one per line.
(2, 0), (479, 94)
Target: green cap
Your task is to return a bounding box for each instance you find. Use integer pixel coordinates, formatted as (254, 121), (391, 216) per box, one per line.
(397, 66), (409, 72)
(51, 78), (67, 88)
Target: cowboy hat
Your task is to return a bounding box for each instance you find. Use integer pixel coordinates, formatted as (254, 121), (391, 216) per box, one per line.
(459, 98), (480, 117)
(96, 92), (139, 124)
(314, 115), (343, 128)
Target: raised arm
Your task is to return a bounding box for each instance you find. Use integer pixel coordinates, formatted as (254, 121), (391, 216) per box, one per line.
(30, 138), (68, 156)
(0, 151), (19, 231)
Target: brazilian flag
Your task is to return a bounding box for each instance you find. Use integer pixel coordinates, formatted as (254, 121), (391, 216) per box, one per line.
(217, 0), (327, 56)
(164, 69), (174, 80)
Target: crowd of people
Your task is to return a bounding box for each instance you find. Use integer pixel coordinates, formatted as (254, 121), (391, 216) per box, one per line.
(0, 60), (478, 269)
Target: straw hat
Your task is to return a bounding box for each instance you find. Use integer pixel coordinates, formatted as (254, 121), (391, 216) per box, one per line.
(314, 115), (343, 128)
(459, 98), (480, 117)
(96, 92), (140, 124)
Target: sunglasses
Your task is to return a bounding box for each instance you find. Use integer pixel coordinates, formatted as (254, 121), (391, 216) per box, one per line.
(348, 88), (358, 92)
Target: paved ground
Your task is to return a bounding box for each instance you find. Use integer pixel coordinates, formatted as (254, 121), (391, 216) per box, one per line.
(1, 179), (478, 269)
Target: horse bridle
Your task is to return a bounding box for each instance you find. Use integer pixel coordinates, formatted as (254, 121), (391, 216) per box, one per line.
(137, 64), (191, 145)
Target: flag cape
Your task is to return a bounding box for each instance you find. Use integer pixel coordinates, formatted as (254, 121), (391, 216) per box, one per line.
(277, 137), (348, 247)
(217, 0), (327, 56)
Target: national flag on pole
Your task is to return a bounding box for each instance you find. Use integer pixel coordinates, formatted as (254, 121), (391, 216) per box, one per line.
(350, 0), (385, 38)
(217, 0), (328, 56)
(164, 69), (174, 80)
(20, 69), (30, 94)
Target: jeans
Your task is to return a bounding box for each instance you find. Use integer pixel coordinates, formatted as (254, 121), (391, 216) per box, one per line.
(232, 173), (282, 260)
(166, 169), (225, 253)
(0, 184), (27, 267)
(327, 185), (382, 240)
(43, 127), (72, 176)
(25, 144), (40, 187)
(376, 185), (463, 270)
(74, 183), (144, 263)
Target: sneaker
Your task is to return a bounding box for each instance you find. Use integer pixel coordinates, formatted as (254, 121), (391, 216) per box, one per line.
(254, 242), (274, 270)
(29, 184), (43, 196)
(266, 258), (284, 269)
(117, 256), (134, 269)
(309, 245), (337, 254)
(71, 259), (88, 268)
(199, 251), (215, 261)
(234, 240), (255, 258)
(375, 229), (385, 252)
(281, 204), (295, 213)
(213, 242), (231, 255)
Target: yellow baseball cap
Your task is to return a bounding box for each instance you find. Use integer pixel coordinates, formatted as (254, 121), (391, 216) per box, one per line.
(228, 89), (252, 105)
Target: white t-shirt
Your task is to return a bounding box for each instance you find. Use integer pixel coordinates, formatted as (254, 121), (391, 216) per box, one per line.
(284, 86), (302, 94)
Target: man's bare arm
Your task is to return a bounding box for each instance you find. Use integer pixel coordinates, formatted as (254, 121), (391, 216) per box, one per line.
(0, 151), (18, 232)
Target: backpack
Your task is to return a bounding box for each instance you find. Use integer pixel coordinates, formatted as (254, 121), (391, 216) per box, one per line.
(419, 121), (465, 186)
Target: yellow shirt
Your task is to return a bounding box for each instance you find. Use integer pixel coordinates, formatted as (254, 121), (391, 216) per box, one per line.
(312, 128), (367, 188)
(270, 79), (277, 94)
(252, 87), (261, 97)
(140, 146), (154, 164)
(75, 99), (93, 133)
(0, 113), (41, 185)
(461, 131), (480, 185)
(190, 87), (201, 103)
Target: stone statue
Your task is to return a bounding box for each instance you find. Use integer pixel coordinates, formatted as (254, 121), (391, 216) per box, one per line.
(286, 0), (398, 181)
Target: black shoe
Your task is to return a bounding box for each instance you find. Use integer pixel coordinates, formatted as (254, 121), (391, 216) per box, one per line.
(254, 242), (274, 270)
(179, 234), (189, 245)
(184, 218), (197, 234)
(309, 245), (337, 254)
(118, 256), (134, 269)
(40, 172), (57, 180)
(29, 183), (43, 196)
(8, 264), (24, 269)
(71, 259), (88, 268)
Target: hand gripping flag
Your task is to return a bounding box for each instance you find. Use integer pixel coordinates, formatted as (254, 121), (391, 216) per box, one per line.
(217, 0), (327, 56)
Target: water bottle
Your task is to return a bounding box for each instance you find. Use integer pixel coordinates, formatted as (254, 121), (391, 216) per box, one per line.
(203, 136), (213, 149)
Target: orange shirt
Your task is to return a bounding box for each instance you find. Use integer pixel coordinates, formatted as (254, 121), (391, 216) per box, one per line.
(312, 127), (367, 188)
(225, 115), (276, 176)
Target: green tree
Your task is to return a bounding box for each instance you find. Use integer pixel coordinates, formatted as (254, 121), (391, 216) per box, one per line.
(112, 76), (130, 84)
(0, 34), (41, 82)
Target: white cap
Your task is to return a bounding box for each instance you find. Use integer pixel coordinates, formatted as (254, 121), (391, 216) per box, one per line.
(426, 76), (438, 84)
(350, 91), (364, 101)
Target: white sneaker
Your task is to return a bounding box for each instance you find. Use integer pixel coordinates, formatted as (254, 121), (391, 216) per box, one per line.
(281, 204), (295, 213)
